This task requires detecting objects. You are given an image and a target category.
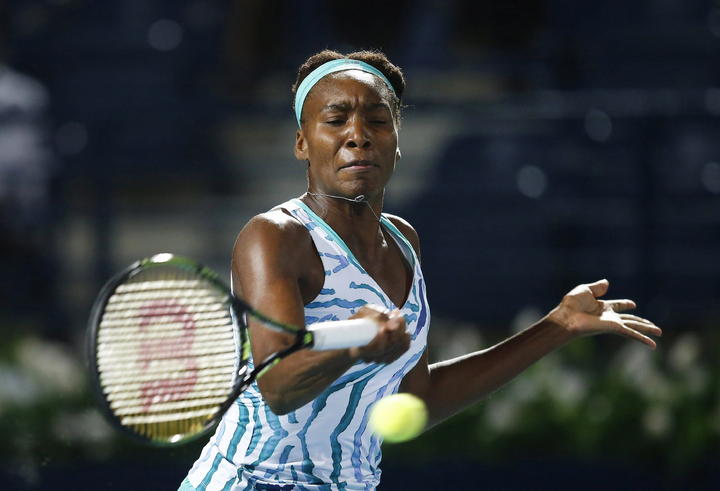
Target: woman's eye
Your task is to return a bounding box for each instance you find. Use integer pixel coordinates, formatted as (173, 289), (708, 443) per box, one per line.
(326, 119), (345, 125)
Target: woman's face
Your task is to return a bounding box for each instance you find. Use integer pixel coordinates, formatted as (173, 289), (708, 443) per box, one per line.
(295, 70), (400, 201)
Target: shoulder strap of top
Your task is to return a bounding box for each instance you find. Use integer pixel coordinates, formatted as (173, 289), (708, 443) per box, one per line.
(379, 215), (418, 270)
(279, 198), (418, 270)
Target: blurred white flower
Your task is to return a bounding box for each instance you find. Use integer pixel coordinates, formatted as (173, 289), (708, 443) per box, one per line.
(52, 408), (113, 445)
(16, 337), (84, 396)
(611, 342), (674, 402)
(615, 353), (673, 402)
(484, 398), (519, 433)
(683, 366), (709, 396)
(528, 353), (588, 409)
(506, 376), (541, 405)
(553, 369), (588, 408)
(668, 333), (701, 373)
(613, 342), (654, 386)
(641, 372), (674, 402)
(643, 405), (672, 438)
(0, 365), (42, 409)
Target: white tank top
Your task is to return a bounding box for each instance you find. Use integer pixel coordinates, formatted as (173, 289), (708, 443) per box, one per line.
(184, 198), (430, 490)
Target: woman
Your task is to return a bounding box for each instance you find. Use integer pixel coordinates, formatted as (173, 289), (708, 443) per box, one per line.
(180, 49), (661, 490)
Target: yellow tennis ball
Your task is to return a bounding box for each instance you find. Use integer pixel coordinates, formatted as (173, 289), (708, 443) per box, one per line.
(368, 393), (428, 443)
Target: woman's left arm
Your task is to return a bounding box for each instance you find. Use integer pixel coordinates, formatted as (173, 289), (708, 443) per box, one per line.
(400, 278), (662, 427)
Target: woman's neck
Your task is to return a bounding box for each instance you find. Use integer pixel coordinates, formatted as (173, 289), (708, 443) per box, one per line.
(301, 191), (385, 251)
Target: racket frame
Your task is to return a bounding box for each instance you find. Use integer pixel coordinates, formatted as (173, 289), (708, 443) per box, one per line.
(87, 254), (314, 446)
(88, 253), (374, 447)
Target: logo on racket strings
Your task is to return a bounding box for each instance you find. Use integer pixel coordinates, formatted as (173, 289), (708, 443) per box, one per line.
(137, 300), (198, 412)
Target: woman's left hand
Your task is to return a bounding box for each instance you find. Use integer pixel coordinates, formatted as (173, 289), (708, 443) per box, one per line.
(547, 279), (662, 349)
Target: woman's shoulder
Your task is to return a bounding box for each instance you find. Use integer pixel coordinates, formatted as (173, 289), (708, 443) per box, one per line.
(382, 213), (421, 258)
(234, 207), (312, 261)
(232, 205), (323, 303)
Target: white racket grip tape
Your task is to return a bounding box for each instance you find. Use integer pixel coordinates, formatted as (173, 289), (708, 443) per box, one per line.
(308, 318), (379, 350)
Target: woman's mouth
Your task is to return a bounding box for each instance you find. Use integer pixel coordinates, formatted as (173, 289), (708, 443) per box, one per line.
(340, 160), (377, 171)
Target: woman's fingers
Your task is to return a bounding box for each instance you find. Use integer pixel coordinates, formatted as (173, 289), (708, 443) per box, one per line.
(598, 319), (658, 349)
(586, 279), (610, 298)
(600, 302), (662, 338)
(620, 313), (656, 325)
(603, 299), (637, 312)
(620, 319), (663, 337)
(620, 327), (657, 349)
(357, 308), (409, 363)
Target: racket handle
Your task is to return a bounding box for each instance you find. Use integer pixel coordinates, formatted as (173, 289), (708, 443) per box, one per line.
(308, 319), (379, 350)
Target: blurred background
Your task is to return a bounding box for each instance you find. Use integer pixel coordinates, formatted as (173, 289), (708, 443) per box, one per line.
(1, 0), (719, 489)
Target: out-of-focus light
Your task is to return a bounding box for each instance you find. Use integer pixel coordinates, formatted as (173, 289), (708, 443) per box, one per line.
(55, 121), (88, 155)
(701, 162), (720, 194)
(584, 109), (612, 142)
(668, 333), (700, 373)
(516, 165), (547, 199)
(708, 8), (720, 38)
(643, 405), (671, 437)
(485, 398), (518, 432)
(148, 19), (183, 52)
(152, 253), (175, 263)
(52, 409), (113, 444)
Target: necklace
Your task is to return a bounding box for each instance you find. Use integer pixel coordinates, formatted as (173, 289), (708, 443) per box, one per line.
(305, 192), (381, 222)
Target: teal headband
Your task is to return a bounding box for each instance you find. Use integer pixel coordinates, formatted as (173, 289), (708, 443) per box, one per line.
(294, 59), (396, 127)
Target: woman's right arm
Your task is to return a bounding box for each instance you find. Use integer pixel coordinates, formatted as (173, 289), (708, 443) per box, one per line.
(232, 211), (409, 415)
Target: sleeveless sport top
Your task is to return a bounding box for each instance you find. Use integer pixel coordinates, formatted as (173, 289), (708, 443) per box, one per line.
(183, 198), (430, 490)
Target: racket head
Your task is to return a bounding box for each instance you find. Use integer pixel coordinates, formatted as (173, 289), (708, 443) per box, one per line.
(87, 253), (251, 446)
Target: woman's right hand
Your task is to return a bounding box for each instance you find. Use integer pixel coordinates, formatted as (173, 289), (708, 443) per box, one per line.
(349, 305), (411, 364)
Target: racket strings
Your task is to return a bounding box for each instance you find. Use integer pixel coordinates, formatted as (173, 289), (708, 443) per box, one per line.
(96, 267), (240, 443)
(99, 355), (236, 382)
(98, 336), (236, 362)
(106, 377), (234, 403)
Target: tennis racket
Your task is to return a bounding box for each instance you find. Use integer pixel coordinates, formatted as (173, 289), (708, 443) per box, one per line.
(87, 253), (378, 446)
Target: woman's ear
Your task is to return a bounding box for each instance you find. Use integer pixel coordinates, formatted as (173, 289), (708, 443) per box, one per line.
(295, 129), (309, 161)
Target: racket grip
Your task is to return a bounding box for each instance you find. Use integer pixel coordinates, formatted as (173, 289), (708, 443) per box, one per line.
(308, 319), (379, 350)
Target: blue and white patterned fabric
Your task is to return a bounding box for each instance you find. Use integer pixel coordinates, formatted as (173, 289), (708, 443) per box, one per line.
(183, 198), (430, 490)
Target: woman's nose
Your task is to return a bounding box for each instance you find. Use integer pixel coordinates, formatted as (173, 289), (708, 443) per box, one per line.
(345, 118), (371, 149)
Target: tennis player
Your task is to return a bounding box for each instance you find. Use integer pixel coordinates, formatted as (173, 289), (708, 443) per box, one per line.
(180, 49), (661, 490)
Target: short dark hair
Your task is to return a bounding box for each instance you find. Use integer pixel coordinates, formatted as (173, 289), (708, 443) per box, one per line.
(292, 49), (406, 125)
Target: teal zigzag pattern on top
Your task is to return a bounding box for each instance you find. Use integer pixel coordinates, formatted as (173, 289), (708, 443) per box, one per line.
(184, 198), (430, 490)
(349, 282), (392, 310)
